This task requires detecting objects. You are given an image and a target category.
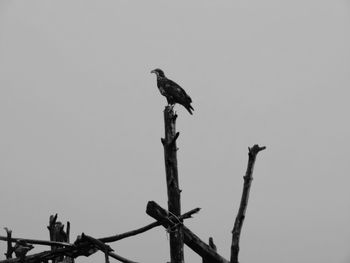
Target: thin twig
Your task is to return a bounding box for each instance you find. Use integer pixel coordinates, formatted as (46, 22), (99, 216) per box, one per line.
(100, 207), (200, 243)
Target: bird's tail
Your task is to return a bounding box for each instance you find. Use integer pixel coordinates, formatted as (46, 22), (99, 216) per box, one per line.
(185, 104), (194, 115)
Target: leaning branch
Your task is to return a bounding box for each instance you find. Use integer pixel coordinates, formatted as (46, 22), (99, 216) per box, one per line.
(230, 144), (266, 263)
(100, 222), (160, 243)
(0, 207), (201, 263)
(146, 201), (229, 263)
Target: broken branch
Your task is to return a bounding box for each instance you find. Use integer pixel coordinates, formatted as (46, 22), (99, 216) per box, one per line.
(230, 144), (266, 263)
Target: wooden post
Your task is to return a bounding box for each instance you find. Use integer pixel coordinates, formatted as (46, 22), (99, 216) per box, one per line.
(4, 228), (13, 259)
(161, 106), (184, 263)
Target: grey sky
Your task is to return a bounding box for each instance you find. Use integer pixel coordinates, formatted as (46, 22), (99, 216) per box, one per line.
(0, 1), (349, 263)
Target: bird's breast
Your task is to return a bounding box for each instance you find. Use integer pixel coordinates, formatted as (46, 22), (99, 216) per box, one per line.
(158, 86), (166, 96)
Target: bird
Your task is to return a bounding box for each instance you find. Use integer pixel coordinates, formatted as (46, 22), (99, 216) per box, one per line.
(151, 68), (194, 115)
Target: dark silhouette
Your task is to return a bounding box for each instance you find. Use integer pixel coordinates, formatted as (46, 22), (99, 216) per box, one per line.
(151, 68), (194, 114)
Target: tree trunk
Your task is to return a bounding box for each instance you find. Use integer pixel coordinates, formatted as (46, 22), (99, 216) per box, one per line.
(161, 106), (184, 263)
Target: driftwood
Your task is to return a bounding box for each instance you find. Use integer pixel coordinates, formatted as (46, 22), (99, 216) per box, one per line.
(161, 106), (184, 263)
(230, 145), (266, 263)
(146, 201), (229, 263)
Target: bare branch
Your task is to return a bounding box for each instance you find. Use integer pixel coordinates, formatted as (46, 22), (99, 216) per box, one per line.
(230, 144), (266, 263)
(100, 222), (160, 243)
(101, 207), (200, 244)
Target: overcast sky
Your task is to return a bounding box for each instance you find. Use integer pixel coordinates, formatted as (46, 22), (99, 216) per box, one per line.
(1, 1), (350, 263)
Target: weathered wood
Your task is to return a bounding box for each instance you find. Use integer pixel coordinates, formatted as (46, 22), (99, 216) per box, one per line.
(0, 208), (200, 263)
(13, 241), (34, 260)
(101, 207), (199, 244)
(4, 228), (13, 259)
(100, 221), (160, 243)
(230, 145), (266, 263)
(162, 106), (184, 263)
(107, 251), (140, 263)
(81, 232), (113, 263)
(0, 235), (138, 263)
(0, 245), (95, 263)
(80, 233), (113, 252)
(203, 237), (217, 263)
(146, 201), (229, 263)
(47, 214), (73, 263)
(0, 236), (73, 248)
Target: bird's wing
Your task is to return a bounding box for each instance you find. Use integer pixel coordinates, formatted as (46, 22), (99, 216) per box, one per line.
(164, 79), (192, 103)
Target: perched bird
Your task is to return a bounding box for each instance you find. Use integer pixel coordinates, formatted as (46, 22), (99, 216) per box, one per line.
(151, 68), (194, 114)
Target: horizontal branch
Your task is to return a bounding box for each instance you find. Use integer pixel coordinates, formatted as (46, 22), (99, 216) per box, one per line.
(100, 207), (200, 243)
(100, 222), (160, 243)
(0, 207), (201, 263)
(0, 236), (73, 247)
(0, 245), (93, 263)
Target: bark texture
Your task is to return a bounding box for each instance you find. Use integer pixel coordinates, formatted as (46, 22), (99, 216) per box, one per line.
(161, 106), (184, 263)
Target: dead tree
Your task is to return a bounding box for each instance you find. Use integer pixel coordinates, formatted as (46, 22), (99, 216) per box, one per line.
(161, 106), (184, 263)
(0, 105), (266, 263)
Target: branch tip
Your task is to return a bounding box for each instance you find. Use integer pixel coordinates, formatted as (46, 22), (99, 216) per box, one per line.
(208, 237), (217, 251)
(4, 228), (12, 234)
(248, 144), (266, 155)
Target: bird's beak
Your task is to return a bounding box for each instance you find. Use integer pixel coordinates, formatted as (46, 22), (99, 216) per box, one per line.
(150, 69), (155, 74)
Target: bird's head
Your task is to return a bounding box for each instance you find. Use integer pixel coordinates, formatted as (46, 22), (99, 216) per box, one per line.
(150, 68), (165, 78)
